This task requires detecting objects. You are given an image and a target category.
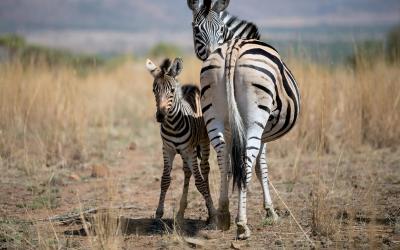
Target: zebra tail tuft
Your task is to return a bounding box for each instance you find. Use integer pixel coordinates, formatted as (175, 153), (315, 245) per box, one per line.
(225, 40), (247, 190)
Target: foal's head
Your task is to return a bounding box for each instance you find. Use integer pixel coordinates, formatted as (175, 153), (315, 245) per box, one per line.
(146, 58), (183, 123)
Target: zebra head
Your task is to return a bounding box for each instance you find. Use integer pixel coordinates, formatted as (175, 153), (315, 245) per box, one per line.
(187, 0), (231, 60)
(146, 58), (183, 123)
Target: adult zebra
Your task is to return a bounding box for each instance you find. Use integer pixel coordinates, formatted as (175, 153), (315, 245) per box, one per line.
(187, 0), (301, 239)
(146, 58), (217, 226)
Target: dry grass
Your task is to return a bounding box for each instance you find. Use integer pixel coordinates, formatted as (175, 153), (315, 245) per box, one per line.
(0, 55), (399, 249)
(284, 58), (400, 153)
(0, 58), (202, 174)
(1, 57), (398, 172)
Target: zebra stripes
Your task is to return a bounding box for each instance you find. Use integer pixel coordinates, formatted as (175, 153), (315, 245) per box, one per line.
(201, 38), (300, 238)
(188, 0), (260, 61)
(146, 58), (217, 225)
(220, 11), (260, 41)
(187, 0), (300, 240)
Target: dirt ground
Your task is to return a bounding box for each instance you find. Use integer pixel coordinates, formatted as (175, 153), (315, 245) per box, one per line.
(1, 141), (399, 250)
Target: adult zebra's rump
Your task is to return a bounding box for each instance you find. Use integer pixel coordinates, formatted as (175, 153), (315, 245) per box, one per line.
(200, 38), (300, 239)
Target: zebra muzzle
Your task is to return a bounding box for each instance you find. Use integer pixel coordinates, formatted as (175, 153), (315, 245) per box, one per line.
(156, 110), (166, 123)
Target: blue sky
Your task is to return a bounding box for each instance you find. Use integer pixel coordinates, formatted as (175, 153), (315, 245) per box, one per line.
(0, 0), (398, 54)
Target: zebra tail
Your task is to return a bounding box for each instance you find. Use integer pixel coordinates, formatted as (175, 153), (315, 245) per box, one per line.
(196, 145), (202, 159)
(225, 40), (247, 190)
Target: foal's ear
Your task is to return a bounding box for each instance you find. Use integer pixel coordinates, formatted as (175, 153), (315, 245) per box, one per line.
(213, 0), (230, 12)
(146, 59), (161, 77)
(168, 58), (183, 78)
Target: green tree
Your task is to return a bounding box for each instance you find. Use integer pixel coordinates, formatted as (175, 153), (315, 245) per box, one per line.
(347, 40), (384, 68)
(386, 25), (400, 63)
(148, 42), (182, 59)
(0, 34), (26, 57)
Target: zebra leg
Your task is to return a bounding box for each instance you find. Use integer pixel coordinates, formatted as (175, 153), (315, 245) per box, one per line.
(256, 143), (279, 222)
(204, 117), (230, 229)
(199, 140), (218, 227)
(155, 148), (175, 219)
(185, 148), (218, 227)
(213, 135), (231, 230)
(176, 161), (192, 222)
(236, 128), (264, 240)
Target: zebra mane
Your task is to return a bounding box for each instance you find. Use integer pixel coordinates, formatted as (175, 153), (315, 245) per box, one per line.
(204, 0), (212, 14)
(220, 11), (261, 40)
(181, 84), (200, 112)
(193, 1), (261, 42)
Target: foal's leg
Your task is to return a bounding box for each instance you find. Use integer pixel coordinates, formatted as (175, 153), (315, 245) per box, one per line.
(155, 147), (175, 219)
(176, 159), (192, 221)
(184, 147), (217, 226)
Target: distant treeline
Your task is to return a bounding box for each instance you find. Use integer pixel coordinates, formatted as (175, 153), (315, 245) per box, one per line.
(347, 25), (400, 68)
(1, 25), (399, 71)
(0, 34), (107, 74)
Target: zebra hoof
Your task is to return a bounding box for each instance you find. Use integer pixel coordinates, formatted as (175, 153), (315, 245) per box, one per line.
(155, 209), (163, 219)
(175, 213), (185, 224)
(265, 207), (279, 223)
(236, 221), (251, 240)
(206, 215), (218, 230)
(218, 211), (231, 230)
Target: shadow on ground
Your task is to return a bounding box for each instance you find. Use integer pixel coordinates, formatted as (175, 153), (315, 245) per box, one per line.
(64, 217), (207, 237)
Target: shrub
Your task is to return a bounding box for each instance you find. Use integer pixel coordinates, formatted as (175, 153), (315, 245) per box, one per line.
(148, 42), (182, 59)
(386, 25), (400, 63)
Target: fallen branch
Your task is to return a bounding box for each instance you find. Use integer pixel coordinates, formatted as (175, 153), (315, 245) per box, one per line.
(37, 204), (139, 225)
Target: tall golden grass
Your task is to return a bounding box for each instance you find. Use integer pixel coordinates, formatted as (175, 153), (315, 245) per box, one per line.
(280, 57), (400, 153)
(0, 56), (399, 174)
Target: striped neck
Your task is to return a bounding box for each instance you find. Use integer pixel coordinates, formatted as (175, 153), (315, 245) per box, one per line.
(220, 11), (261, 42)
(164, 86), (184, 126)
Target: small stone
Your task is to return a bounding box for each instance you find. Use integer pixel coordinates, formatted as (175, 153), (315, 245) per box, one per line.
(198, 230), (219, 240)
(128, 142), (137, 151)
(154, 176), (160, 182)
(49, 175), (64, 186)
(91, 164), (110, 178)
(185, 237), (205, 248)
(275, 239), (283, 246)
(69, 173), (81, 181)
(382, 237), (392, 246)
(231, 241), (241, 249)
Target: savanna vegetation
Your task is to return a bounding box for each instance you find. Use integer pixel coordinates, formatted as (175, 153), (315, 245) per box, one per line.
(0, 28), (399, 249)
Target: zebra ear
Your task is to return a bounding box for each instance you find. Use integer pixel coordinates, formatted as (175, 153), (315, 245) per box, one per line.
(187, 0), (199, 11)
(213, 0), (230, 12)
(160, 58), (172, 73)
(146, 59), (161, 77)
(168, 58), (183, 78)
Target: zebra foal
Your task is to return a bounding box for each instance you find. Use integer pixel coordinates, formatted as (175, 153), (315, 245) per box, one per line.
(146, 58), (217, 225)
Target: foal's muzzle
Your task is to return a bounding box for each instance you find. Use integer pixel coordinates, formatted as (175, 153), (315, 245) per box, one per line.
(156, 110), (166, 123)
